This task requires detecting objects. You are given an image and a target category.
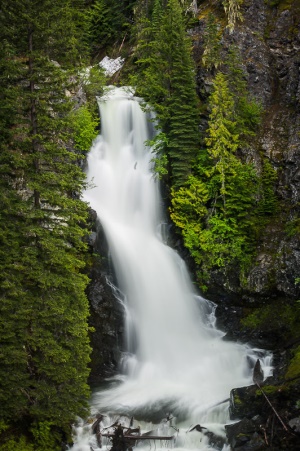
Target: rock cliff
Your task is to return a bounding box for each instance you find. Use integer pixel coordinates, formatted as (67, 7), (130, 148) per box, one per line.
(195, 0), (300, 304)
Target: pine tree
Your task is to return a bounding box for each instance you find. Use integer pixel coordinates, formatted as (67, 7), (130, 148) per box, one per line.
(0, 0), (93, 445)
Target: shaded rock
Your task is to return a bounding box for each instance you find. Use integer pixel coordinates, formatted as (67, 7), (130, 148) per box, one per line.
(253, 359), (264, 386)
(86, 217), (125, 384)
(204, 430), (226, 450)
(230, 386), (263, 420)
(225, 418), (265, 450)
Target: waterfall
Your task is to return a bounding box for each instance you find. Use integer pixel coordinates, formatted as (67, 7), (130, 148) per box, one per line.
(71, 87), (272, 451)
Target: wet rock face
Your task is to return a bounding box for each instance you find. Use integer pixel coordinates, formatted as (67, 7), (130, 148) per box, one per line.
(88, 270), (124, 384)
(87, 217), (125, 385)
(226, 417), (266, 450)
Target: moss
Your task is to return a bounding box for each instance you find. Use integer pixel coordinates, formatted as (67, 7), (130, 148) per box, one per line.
(285, 218), (300, 237)
(285, 345), (300, 380)
(255, 384), (286, 396)
(241, 301), (300, 340)
(264, 0), (293, 10)
(233, 392), (243, 405)
(278, 0), (294, 11)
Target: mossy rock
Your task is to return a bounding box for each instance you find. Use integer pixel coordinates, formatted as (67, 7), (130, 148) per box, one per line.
(285, 345), (300, 381)
(230, 386), (264, 419)
(241, 299), (300, 346)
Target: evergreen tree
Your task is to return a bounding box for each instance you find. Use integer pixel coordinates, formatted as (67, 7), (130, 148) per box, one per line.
(225, 47), (262, 143)
(205, 72), (239, 207)
(86, 0), (136, 56)
(202, 13), (222, 70)
(0, 0), (93, 445)
(170, 69), (260, 284)
(134, 0), (200, 187)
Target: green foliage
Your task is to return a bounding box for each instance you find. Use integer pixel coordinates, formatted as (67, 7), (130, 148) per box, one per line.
(286, 219), (300, 237)
(0, 0), (91, 446)
(265, 0), (294, 11)
(225, 47), (262, 143)
(86, 0), (136, 55)
(147, 132), (169, 178)
(205, 72), (239, 206)
(82, 65), (106, 103)
(30, 422), (61, 451)
(285, 346), (300, 380)
(257, 158), (278, 215)
(241, 302), (300, 341)
(0, 436), (34, 451)
(202, 13), (222, 69)
(133, 0), (200, 187)
(170, 176), (209, 228)
(170, 52), (263, 282)
(70, 105), (99, 152)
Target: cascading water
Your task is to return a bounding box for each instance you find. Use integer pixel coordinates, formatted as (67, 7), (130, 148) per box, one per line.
(71, 87), (272, 451)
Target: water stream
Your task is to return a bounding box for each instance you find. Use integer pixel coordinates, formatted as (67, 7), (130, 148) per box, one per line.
(71, 87), (272, 451)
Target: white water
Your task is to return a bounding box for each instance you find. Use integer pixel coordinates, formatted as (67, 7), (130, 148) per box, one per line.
(71, 87), (272, 451)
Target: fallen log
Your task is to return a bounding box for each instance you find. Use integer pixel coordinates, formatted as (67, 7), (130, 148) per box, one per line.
(101, 433), (175, 441)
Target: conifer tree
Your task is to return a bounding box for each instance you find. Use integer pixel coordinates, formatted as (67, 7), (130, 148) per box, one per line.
(170, 69), (260, 282)
(0, 0), (93, 445)
(205, 72), (239, 206)
(202, 13), (222, 70)
(225, 47), (262, 143)
(86, 0), (136, 55)
(134, 0), (200, 187)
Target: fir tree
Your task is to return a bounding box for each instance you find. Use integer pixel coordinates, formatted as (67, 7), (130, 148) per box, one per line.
(225, 47), (262, 143)
(170, 69), (260, 283)
(86, 0), (136, 56)
(134, 0), (200, 187)
(0, 0), (93, 445)
(205, 72), (239, 207)
(202, 13), (222, 70)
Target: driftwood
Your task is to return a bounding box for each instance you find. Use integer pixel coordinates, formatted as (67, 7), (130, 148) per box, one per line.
(188, 424), (207, 433)
(92, 414), (105, 447)
(99, 418), (175, 451)
(101, 433), (175, 441)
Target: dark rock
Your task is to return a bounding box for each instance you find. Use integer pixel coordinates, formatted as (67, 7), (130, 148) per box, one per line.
(204, 430), (226, 450)
(86, 217), (125, 385)
(88, 267), (124, 384)
(229, 386), (263, 420)
(253, 360), (264, 386)
(225, 418), (265, 450)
